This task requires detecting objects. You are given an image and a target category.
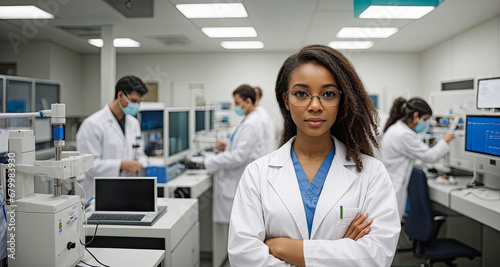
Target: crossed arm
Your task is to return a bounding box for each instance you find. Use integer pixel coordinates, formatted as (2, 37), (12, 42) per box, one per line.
(264, 213), (373, 267)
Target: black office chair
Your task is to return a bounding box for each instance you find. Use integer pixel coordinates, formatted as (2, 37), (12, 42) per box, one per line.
(404, 168), (481, 267)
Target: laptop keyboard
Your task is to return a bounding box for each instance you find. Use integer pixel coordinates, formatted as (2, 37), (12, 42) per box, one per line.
(89, 214), (144, 221)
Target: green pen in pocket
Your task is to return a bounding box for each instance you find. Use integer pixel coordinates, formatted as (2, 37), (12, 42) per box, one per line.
(340, 206), (343, 219)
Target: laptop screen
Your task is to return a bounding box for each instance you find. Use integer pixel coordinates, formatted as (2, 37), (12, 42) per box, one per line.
(95, 177), (157, 212)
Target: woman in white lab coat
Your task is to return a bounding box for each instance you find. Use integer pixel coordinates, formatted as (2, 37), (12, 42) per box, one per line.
(76, 76), (149, 198)
(203, 84), (266, 223)
(381, 97), (454, 219)
(228, 45), (400, 267)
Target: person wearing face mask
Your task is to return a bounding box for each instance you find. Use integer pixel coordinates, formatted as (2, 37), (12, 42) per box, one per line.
(199, 85), (265, 249)
(76, 75), (149, 198)
(381, 97), (454, 220)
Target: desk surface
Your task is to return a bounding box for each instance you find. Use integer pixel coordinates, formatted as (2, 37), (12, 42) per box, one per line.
(427, 176), (500, 232)
(85, 198), (198, 250)
(81, 248), (165, 267)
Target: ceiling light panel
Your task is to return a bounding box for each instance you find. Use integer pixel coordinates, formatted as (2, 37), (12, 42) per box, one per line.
(202, 27), (257, 38)
(359, 6), (435, 19)
(87, 39), (104, 48)
(221, 41), (264, 49)
(87, 38), (141, 48)
(113, 38), (141, 47)
(328, 41), (374, 50)
(0, 5), (54, 19)
(337, 27), (398, 38)
(176, 3), (248, 19)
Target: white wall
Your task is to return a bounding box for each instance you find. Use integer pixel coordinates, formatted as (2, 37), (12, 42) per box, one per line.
(49, 43), (83, 117)
(0, 41), (51, 79)
(79, 51), (420, 126)
(348, 52), (421, 113)
(81, 54), (100, 116)
(0, 41), (84, 116)
(421, 16), (500, 101)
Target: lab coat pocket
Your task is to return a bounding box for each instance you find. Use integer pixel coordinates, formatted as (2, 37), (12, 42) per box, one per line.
(335, 207), (360, 238)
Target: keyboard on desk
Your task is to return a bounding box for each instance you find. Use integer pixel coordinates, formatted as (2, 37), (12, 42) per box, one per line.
(88, 213), (144, 221)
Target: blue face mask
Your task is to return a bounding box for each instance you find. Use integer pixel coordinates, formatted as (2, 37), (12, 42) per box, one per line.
(415, 121), (429, 133)
(122, 102), (140, 116)
(234, 106), (245, 116)
(119, 93), (140, 116)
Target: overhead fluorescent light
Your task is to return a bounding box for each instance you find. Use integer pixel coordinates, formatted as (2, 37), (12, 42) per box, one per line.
(221, 41), (264, 50)
(113, 38), (141, 47)
(0, 5), (55, 19)
(87, 38), (141, 48)
(328, 41), (374, 50)
(87, 39), (104, 48)
(353, 0), (442, 19)
(337, 27), (398, 38)
(202, 27), (257, 38)
(359, 6), (435, 19)
(176, 3), (248, 19)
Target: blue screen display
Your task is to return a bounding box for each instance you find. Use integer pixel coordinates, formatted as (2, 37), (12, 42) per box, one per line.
(465, 115), (500, 158)
(140, 110), (163, 130)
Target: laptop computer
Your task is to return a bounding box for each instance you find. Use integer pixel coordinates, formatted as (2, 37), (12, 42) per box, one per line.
(87, 177), (167, 226)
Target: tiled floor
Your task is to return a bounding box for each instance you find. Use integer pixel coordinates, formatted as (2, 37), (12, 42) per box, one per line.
(200, 258), (230, 267)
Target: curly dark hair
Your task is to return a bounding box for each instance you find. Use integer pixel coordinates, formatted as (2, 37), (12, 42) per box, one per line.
(275, 45), (379, 172)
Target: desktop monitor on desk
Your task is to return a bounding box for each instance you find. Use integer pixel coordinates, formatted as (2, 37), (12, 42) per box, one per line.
(166, 108), (190, 164)
(477, 77), (500, 109)
(465, 114), (500, 179)
(195, 109), (206, 133)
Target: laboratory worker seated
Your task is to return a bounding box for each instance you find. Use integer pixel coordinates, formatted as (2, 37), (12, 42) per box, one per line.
(381, 97), (454, 220)
(228, 45), (400, 267)
(202, 84), (266, 224)
(76, 75), (149, 198)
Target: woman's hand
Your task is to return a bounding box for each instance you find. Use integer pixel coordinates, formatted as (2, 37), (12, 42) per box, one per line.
(265, 237), (305, 267)
(343, 212), (373, 241)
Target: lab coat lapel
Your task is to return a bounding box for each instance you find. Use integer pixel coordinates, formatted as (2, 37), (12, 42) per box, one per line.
(310, 137), (358, 239)
(267, 138), (309, 240)
(104, 105), (125, 143)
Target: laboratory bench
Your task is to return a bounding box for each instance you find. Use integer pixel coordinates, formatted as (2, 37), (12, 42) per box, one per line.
(427, 176), (500, 266)
(84, 198), (199, 267)
(163, 170), (227, 267)
(80, 248), (165, 267)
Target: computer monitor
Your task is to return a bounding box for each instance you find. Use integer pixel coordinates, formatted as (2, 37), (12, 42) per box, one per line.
(0, 77), (4, 113)
(465, 115), (500, 159)
(6, 78), (32, 128)
(477, 77), (500, 109)
(140, 110), (164, 131)
(167, 108), (190, 157)
(209, 109), (214, 130)
(195, 110), (206, 132)
(34, 81), (61, 153)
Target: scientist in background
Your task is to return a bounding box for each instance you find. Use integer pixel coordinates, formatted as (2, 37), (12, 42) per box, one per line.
(202, 84), (265, 224)
(381, 97), (454, 220)
(254, 86), (277, 154)
(76, 75), (149, 198)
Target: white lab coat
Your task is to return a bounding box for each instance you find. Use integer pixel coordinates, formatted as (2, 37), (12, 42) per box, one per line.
(204, 110), (265, 223)
(381, 120), (449, 219)
(228, 136), (400, 267)
(76, 105), (148, 198)
(255, 106), (277, 154)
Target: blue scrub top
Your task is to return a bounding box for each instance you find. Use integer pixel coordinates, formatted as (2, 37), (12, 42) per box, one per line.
(291, 145), (335, 238)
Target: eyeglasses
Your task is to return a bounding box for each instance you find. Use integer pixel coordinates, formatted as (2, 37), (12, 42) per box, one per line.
(123, 93), (142, 104)
(287, 89), (342, 107)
